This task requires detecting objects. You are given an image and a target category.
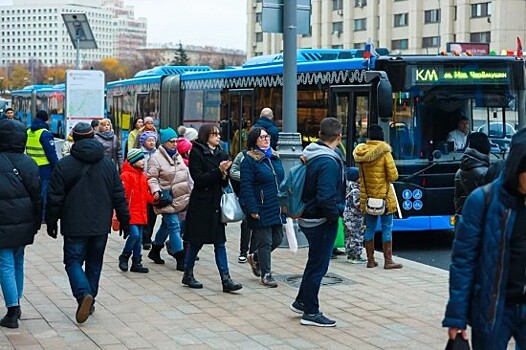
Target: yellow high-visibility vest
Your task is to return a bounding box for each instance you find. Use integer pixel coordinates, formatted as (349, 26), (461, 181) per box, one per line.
(26, 129), (50, 166)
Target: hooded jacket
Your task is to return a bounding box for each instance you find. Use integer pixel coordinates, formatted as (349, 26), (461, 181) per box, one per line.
(45, 138), (130, 236)
(253, 117), (280, 150)
(0, 119), (42, 248)
(147, 146), (192, 214)
(121, 161), (154, 225)
(443, 128), (526, 334)
(240, 148), (285, 229)
(300, 141), (345, 224)
(454, 147), (490, 214)
(352, 140), (399, 214)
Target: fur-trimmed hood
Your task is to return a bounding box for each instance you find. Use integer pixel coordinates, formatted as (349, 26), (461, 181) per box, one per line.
(352, 140), (392, 163)
(246, 148), (280, 162)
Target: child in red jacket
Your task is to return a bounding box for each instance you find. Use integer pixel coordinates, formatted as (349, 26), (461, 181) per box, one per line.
(118, 148), (158, 273)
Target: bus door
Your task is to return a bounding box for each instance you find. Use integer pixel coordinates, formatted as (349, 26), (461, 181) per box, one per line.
(227, 89), (254, 157)
(329, 86), (371, 165)
(111, 94), (124, 141)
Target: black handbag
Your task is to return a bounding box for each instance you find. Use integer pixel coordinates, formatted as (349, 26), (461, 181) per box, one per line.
(154, 189), (173, 208)
(445, 335), (470, 350)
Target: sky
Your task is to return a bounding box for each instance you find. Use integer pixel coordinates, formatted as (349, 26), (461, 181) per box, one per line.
(0, 0), (248, 50)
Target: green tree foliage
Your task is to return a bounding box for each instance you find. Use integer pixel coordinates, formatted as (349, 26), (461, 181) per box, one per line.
(170, 42), (189, 66)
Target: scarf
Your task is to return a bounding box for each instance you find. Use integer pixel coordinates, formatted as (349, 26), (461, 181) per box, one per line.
(257, 146), (272, 158)
(100, 131), (114, 138)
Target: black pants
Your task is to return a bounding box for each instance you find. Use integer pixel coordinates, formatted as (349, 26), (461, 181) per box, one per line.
(240, 219), (254, 255)
(142, 204), (157, 245)
(252, 225), (283, 276)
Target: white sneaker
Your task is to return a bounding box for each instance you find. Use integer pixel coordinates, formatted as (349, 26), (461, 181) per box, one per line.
(347, 255), (367, 264)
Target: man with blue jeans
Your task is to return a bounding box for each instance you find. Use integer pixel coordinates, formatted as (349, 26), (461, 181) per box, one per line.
(46, 123), (129, 324)
(290, 118), (345, 327)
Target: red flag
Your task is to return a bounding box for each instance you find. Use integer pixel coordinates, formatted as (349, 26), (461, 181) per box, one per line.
(517, 36), (523, 57)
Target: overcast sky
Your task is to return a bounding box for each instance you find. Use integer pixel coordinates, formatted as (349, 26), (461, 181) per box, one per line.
(0, 0), (248, 50)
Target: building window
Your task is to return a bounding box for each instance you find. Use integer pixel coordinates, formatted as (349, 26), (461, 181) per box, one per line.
(394, 13), (408, 27)
(470, 31), (491, 43)
(255, 32), (263, 42)
(392, 39), (409, 50)
(424, 9), (440, 23)
(422, 36), (440, 48)
(332, 0), (343, 11)
(353, 42), (365, 49)
(332, 44), (343, 49)
(332, 21), (343, 34)
(353, 18), (366, 31)
(354, 0), (366, 7)
(471, 2), (492, 18)
(255, 12), (262, 23)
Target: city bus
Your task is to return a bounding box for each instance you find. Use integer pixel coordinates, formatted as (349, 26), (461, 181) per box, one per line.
(158, 49), (525, 232)
(106, 65), (212, 149)
(11, 84), (66, 138)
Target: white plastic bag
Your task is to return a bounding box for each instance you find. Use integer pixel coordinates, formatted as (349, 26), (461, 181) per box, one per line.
(284, 217), (298, 253)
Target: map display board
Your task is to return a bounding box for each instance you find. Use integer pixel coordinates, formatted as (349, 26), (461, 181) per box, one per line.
(65, 70), (105, 134)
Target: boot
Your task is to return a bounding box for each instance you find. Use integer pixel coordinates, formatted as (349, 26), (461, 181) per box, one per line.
(0, 306), (20, 329)
(220, 272), (242, 293)
(130, 257), (149, 273)
(148, 244), (165, 264)
(383, 241), (403, 269)
(364, 240), (378, 268)
(174, 250), (185, 272)
(118, 253), (131, 272)
(182, 269), (203, 289)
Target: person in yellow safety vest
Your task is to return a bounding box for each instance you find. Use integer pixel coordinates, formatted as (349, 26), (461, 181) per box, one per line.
(26, 110), (58, 220)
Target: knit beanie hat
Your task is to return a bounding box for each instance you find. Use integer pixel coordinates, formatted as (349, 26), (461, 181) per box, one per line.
(159, 127), (178, 144)
(369, 124), (384, 141)
(177, 137), (193, 154)
(36, 110), (49, 122)
(140, 131), (157, 145)
(72, 122), (94, 141)
(346, 167), (359, 182)
(127, 148), (145, 164)
(183, 127), (198, 142)
(466, 132), (491, 155)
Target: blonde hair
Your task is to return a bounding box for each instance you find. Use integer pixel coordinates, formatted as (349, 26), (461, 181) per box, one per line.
(99, 118), (113, 131)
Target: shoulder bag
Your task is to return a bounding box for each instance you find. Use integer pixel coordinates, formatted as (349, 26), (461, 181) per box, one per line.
(220, 179), (245, 223)
(360, 165), (388, 216)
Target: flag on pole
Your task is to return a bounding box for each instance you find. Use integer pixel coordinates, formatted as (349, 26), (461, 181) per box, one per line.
(517, 36), (523, 57)
(363, 38), (379, 59)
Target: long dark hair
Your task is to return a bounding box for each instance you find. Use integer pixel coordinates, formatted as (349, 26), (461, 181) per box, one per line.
(197, 123), (220, 144)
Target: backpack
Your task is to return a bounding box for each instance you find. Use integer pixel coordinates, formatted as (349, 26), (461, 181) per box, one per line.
(278, 155), (338, 219)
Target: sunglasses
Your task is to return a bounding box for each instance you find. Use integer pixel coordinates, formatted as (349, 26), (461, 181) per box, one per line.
(258, 135), (270, 140)
(167, 139), (177, 144)
(209, 132), (221, 136)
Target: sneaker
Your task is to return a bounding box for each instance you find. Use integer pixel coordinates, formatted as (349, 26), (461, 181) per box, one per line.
(290, 300), (304, 315)
(76, 294), (94, 324)
(260, 273), (278, 288)
(142, 243), (151, 250)
(238, 254), (247, 263)
(347, 255), (367, 264)
(247, 254), (261, 277)
(300, 313), (336, 327)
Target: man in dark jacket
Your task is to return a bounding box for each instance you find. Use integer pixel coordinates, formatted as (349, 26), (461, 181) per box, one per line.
(45, 122), (130, 324)
(289, 117), (345, 327)
(453, 132), (491, 214)
(253, 107), (280, 150)
(443, 128), (526, 349)
(0, 119), (41, 329)
(26, 110), (58, 220)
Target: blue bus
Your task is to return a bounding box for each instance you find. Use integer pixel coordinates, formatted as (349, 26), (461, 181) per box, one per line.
(156, 49), (525, 232)
(11, 84), (66, 138)
(106, 65), (212, 148)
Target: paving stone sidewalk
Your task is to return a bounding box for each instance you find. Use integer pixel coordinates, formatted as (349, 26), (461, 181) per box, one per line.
(0, 225), (487, 349)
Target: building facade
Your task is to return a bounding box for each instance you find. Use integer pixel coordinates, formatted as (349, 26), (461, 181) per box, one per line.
(247, 0), (526, 57)
(0, 0), (147, 67)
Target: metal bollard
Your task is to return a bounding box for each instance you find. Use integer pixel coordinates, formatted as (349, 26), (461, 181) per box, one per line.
(276, 132), (309, 248)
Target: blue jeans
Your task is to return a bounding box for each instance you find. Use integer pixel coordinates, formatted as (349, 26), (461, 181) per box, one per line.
(364, 213), (393, 242)
(123, 225), (143, 258)
(0, 246), (25, 307)
(185, 241), (229, 275)
(472, 304), (526, 350)
(153, 213), (183, 253)
(63, 235), (108, 301)
(295, 221), (338, 315)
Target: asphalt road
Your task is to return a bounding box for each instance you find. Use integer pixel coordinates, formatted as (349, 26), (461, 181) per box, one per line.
(379, 230), (454, 271)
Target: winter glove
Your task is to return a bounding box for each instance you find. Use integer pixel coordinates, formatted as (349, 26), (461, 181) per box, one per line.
(47, 222), (58, 239)
(120, 224), (130, 239)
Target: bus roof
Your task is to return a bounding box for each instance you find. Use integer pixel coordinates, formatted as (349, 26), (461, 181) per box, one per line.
(133, 65), (212, 78)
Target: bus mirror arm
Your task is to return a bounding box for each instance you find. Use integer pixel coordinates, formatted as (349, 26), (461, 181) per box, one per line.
(401, 162), (439, 183)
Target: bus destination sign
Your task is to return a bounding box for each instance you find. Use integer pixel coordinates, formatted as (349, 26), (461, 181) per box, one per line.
(412, 65), (510, 85)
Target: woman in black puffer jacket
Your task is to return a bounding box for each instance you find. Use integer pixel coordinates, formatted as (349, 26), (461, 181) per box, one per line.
(0, 119), (42, 329)
(454, 132), (491, 214)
